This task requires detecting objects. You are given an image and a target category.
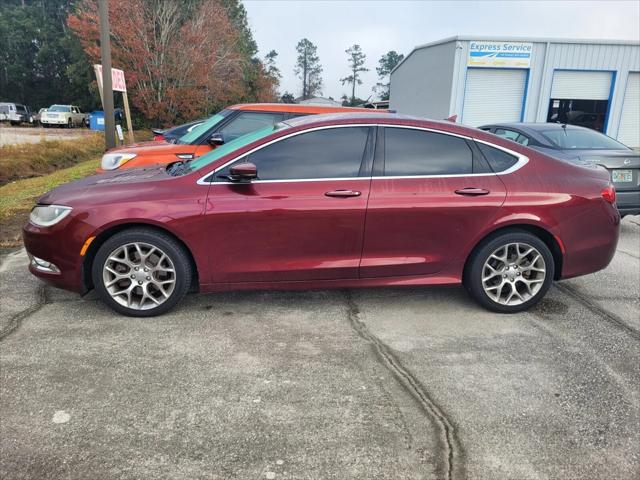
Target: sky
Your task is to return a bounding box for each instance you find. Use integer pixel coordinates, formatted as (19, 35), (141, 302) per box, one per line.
(243, 0), (640, 101)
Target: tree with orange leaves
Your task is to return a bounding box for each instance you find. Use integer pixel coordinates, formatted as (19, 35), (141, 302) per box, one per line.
(68, 0), (276, 126)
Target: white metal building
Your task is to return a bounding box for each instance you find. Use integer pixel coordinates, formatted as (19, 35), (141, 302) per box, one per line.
(390, 36), (640, 147)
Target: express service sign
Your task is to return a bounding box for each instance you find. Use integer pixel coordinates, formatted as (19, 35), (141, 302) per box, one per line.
(468, 41), (532, 68)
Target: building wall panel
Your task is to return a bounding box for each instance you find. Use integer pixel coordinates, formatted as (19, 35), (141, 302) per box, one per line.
(389, 41), (456, 120)
(391, 37), (639, 138)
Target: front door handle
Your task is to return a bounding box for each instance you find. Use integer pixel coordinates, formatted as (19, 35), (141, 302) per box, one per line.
(325, 189), (361, 198)
(455, 187), (490, 196)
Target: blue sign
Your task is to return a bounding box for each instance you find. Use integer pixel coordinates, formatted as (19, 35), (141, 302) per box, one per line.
(468, 41), (532, 68)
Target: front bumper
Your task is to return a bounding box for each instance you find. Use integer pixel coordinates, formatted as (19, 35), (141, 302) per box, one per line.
(41, 118), (68, 125)
(23, 221), (87, 294)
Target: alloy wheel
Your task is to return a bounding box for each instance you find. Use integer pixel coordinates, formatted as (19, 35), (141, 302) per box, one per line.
(102, 242), (176, 310)
(481, 242), (546, 306)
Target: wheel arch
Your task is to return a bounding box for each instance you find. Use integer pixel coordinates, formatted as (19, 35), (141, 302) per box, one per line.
(463, 223), (564, 282)
(82, 222), (200, 293)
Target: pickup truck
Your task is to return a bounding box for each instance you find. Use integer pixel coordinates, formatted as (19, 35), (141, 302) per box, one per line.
(40, 105), (89, 128)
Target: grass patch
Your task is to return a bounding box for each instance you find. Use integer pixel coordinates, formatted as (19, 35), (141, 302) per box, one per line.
(0, 128), (155, 247)
(0, 158), (100, 247)
(0, 134), (104, 186)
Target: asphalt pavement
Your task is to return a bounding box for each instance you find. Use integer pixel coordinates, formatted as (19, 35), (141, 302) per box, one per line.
(1, 217), (638, 479)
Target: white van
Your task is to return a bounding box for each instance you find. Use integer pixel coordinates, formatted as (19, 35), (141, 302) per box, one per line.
(0, 102), (31, 125)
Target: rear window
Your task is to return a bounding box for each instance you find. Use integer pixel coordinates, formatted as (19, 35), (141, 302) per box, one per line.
(476, 143), (519, 172)
(541, 128), (629, 150)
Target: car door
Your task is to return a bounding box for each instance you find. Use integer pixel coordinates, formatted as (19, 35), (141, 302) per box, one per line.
(360, 126), (507, 278)
(202, 125), (374, 283)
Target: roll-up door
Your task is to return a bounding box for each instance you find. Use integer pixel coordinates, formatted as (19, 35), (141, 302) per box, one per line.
(462, 68), (527, 126)
(551, 70), (612, 100)
(617, 73), (639, 147)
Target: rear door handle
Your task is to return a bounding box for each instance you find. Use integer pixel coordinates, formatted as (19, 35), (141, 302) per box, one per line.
(454, 187), (490, 196)
(325, 189), (361, 198)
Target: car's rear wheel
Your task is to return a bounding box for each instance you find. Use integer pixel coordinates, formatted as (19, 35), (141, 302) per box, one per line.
(92, 228), (192, 317)
(465, 231), (554, 313)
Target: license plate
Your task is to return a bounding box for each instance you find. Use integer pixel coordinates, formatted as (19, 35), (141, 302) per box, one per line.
(612, 170), (632, 183)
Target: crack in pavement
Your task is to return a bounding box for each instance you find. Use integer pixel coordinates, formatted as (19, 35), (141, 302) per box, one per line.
(555, 283), (640, 341)
(617, 249), (640, 260)
(0, 283), (48, 342)
(343, 290), (465, 480)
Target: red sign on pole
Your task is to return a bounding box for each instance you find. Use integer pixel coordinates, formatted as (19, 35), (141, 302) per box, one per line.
(94, 64), (127, 92)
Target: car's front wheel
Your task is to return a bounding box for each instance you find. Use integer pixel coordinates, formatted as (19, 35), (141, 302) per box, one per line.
(465, 231), (554, 313)
(92, 228), (192, 317)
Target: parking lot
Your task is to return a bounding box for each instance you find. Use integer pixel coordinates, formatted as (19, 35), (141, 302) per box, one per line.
(0, 126), (96, 147)
(0, 217), (638, 479)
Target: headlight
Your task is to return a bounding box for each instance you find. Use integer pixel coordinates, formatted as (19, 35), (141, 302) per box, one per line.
(101, 152), (137, 170)
(29, 205), (72, 227)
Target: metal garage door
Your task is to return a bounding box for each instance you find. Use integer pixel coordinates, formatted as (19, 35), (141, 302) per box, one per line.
(617, 73), (640, 148)
(462, 68), (527, 126)
(551, 70), (612, 100)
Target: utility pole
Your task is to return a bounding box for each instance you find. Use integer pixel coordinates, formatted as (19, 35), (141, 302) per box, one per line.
(98, 0), (116, 150)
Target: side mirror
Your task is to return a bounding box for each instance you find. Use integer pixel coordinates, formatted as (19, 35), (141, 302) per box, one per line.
(208, 132), (225, 146)
(228, 162), (257, 182)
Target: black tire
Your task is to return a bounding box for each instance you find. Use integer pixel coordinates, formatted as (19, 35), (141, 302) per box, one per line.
(464, 230), (554, 313)
(92, 228), (192, 317)
(67, 119), (73, 129)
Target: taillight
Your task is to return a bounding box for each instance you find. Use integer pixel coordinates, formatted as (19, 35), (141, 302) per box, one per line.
(601, 184), (616, 204)
(153, 134), (165, 141)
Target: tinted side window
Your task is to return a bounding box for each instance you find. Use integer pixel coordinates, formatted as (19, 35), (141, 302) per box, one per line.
(218, 127), (369, 181)
(476, 142), (519, 172)
(495, 128), (519, 141)
(384, 128), (473, 176)
(220, 112), (285, 142)
(495, 128), (530, 146)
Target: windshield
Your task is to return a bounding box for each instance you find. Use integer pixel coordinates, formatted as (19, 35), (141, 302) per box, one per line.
(541, 128), (630, 150)
(49, 105), (71, 113)
(177, 110), (231, 144)
(172, 123), (290, 176)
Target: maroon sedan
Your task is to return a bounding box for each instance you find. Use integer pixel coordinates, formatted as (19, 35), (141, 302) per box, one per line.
(23, 113), (620, 317)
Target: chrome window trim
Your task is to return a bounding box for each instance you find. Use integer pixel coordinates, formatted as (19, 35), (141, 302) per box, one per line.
(196, 124), (528, 185)
(474, 138), (529, 175)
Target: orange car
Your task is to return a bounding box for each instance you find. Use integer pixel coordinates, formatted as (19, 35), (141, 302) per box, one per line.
(100, 103), (376, 171)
